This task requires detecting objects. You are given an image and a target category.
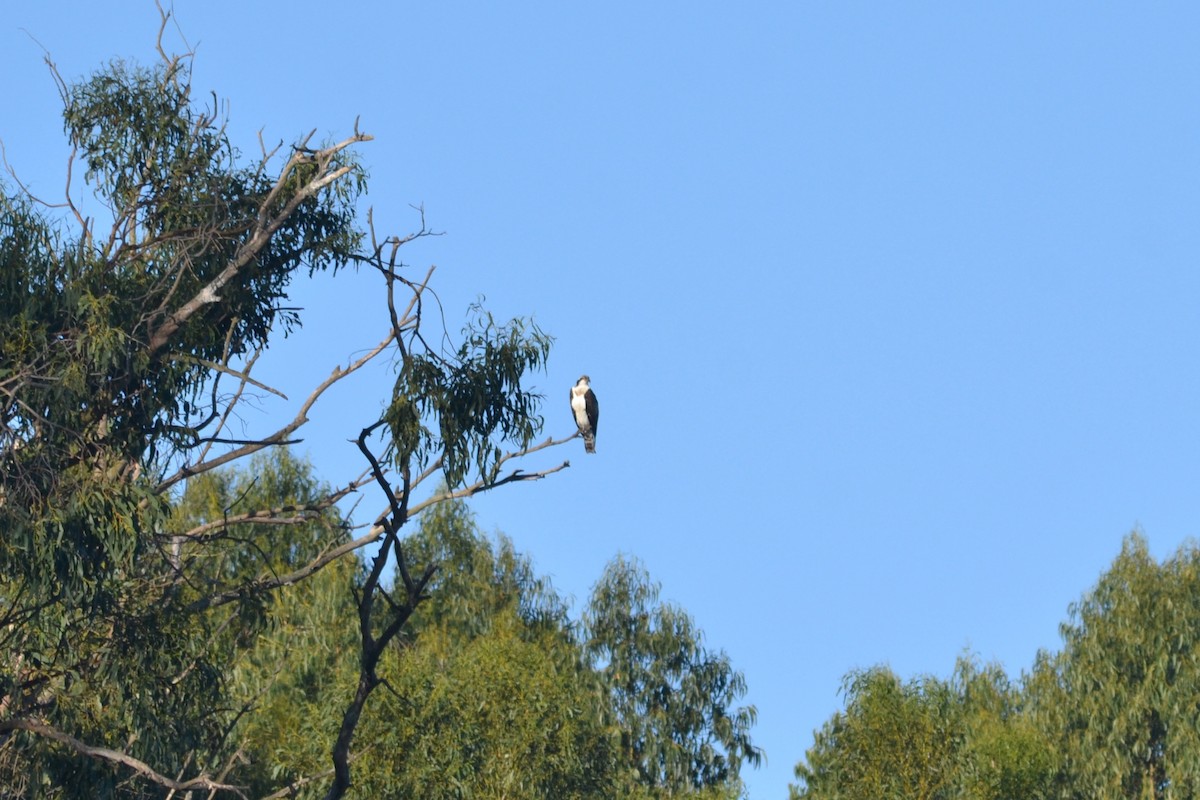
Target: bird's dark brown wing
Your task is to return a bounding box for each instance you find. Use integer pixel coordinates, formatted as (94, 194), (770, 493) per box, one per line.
(585, 389), (599, 434)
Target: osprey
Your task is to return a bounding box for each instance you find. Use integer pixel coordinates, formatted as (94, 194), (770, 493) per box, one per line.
(570, 375), (599, 454)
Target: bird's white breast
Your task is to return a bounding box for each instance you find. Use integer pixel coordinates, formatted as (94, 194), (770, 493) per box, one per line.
(571, 386), (590, 427)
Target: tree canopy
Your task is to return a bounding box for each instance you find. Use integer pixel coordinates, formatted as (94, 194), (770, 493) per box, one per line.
(0, 12), (577, 797)
(1026, 534), (1200, 799)
(792, 532), (1200, 800)
(584, 556), (762, 797)
(154, 453), (758, 799)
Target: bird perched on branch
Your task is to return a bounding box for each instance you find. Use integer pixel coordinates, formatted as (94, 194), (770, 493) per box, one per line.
(571, 375), (599, 454)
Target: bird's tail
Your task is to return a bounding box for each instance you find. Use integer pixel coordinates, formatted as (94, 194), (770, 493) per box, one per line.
(584, 433), (596, 454)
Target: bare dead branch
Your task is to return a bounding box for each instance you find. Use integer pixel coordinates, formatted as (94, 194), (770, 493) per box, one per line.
(410, 462), (571, 516)
(157, 329), (396, 493)
(406, 433), (576, 516)
(205, 748), (248, 800)
(257, 746), (371, 800)
(185, 525), (377, 614)
(61, 145), (88, 235)
(165, 752), (195, 800)
(153, 1), (194, 74)
(191, 436), (304, 448)
(0, 138), (77, 220)
(175, 471), (370, 541)
(0, 718), (246, 798)
(261, 768), (337, 800)
(194, 334), (260, 466)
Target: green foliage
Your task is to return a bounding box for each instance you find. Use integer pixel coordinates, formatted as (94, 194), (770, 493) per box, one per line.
(214, 492), (604, 799)
(218, 493), (761, 800)
(793, 532), (1200, 800)
(792, 659), (1053, 800)
(1026, 533), (1200, 799)
(0, 54), (362, 622)
(170, 447), (346, 582)
(793, 667), (961, 800)
(231, 550), (360, 796)
(358, 615), (612, 799)
(350, 498), (610, 798)
(4, 61), (362, 473)
(0, 34), (558, 796)
(387, 305), (552, 488)
(954, 661), (1055, 800)
(584, 556), (761, 796)
(0, 568), (230, 797)
(403, 496), (572, 643)
(2, 446), (350, 794)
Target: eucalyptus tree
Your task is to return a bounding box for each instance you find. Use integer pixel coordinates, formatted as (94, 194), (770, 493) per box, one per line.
(174, 460), (604, 800)
(0, 9), (575, 797)
(791, 532), (1200, 800)
(1026, 533), (1200, 800)
(792, 667), (962, 800)
(953, 660), (1054, 800)
(400, 493), (575, 646)
(198, 470), (611, 799)
(349, 496), (611, 798)
(171, 448), (362, 797)
(792, 659), (1052, 800)
(583, 556), (762, 797)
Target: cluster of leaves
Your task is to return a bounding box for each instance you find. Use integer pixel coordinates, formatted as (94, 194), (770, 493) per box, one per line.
(387, 306), (553, 487)
(792, 532), (1200, 800)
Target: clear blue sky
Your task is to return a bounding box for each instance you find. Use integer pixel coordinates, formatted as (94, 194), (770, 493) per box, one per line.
(5, 3), (1200, 797)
